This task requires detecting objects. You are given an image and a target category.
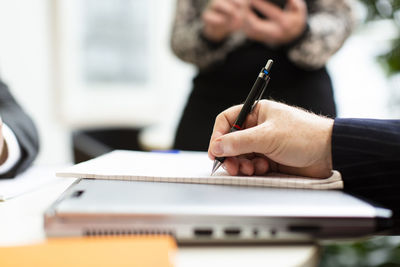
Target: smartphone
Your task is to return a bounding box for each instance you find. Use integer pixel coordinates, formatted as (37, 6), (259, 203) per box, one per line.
(253, 0), (287, 18)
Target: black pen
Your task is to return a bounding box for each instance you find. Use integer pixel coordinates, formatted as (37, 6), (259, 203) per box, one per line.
(211, 59), (273, 175)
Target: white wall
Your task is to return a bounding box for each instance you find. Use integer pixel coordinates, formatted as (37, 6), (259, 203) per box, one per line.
(0, 0), (71, 165)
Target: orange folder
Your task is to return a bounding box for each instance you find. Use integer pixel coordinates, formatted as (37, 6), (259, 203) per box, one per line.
(0, 236), (176, 267)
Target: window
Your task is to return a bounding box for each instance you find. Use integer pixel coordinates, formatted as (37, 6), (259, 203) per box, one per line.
(52, 0), (193, 131)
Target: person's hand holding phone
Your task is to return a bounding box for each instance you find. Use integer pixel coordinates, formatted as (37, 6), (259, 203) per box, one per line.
(202, 0), (247, 42)
(243, 0), (307, 46)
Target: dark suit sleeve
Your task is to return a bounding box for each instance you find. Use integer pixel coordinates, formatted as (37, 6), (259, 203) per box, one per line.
(0, 80), (39, 178)
(332, 118), (400, 216)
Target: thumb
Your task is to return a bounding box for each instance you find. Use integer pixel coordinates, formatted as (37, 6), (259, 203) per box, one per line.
(287, 0), (305, 12)
(210, 126), (266, 157)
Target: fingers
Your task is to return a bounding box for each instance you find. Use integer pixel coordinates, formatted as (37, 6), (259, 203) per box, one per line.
(208, 101), (270, 160)
(208, 99), (334, 179)
(208, 0), (240, 17)
(243, 0), (307, 45)
(251, 0), (284, 20)
(202, 0), (247, 40)
(286, 0), (306, 13)
(203, 0), (235, 30)
(244, 11), (281, 43)
(203, 11), (227, 27)
(206, 0), (246, 23)
(208, 105), (243, 159)
(253, 157), (269, 175)
(210, 105), (243, 143)
(243, 0), (286, 44)
(210, 124), (269, 157)
(223, 155), (270, 176)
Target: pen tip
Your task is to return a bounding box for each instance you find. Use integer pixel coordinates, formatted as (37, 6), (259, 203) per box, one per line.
(211, 161), (222, 176)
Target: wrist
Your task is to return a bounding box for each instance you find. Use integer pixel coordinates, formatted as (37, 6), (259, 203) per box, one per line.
(0, 122), (5, 165)
(0, 139), (8, 165)
(316, 117), (334, 175)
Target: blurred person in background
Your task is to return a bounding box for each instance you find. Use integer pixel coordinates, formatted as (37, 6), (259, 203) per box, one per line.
(171, 0), (355, 151)
(0, 79), (39, 178)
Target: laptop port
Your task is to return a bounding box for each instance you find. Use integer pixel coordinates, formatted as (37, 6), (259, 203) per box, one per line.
(253, 229), (259, 237)
(270, 229), (277, 237)
(193, 228), (213, 237)
(289, 225), (321, 233)
(224, 228), (241, 237)
(71, 190), (84, 198)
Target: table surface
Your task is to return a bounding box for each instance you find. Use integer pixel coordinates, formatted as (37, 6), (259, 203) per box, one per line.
(0, 166), (319, 267)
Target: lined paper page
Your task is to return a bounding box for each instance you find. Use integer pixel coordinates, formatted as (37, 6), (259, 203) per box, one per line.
(57, 150), (343, 190)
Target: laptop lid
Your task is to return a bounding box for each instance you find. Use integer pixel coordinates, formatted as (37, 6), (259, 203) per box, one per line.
(44, 179), (392, 243)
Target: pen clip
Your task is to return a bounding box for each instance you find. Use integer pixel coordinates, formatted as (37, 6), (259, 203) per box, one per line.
(251, 76), (270, 112)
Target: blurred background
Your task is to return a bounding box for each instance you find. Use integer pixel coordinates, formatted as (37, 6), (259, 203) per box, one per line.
(0, 0), (399, 265)
(0, 0), (398, 165)
(0, 0), (195, 164)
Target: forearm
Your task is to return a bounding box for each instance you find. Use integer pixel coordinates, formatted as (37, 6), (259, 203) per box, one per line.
(332, 118), (400, 214)
(170, 0), (245, 69)
(287, 0), (355, 69)
(0, 80), (39, 178)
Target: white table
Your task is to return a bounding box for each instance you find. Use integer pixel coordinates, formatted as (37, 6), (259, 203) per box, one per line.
(0, 166), (319, 267)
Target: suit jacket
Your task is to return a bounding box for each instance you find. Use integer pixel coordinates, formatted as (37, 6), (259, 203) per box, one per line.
(0, 80), (39, 178)
(332, 118), (400, 217)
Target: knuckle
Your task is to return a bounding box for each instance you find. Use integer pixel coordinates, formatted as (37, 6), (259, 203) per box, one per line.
(230, 134), (242, 151)
(215, 112), (225, 121)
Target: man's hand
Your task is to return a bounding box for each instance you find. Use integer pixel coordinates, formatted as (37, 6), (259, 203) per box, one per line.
(202, 0), (247, 42)
(242, 0), (307, 46)
(0, 117), (7, 165)
(208, 100), (334, 178)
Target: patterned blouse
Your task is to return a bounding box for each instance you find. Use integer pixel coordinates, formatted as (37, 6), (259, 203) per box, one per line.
(170, 0), (355, 70)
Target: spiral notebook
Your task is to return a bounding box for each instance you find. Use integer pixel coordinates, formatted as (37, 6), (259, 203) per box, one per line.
(57, 150), (343, 190)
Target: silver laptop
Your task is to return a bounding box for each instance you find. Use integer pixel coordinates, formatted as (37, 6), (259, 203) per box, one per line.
(44, 179), (392, 243)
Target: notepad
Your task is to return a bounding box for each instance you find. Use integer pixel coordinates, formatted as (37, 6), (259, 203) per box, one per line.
(57, 150), (343, 190)
(0, 236), (176, 267)
(0, 165), (70, 201)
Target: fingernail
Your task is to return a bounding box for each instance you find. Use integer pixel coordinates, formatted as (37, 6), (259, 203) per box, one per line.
(212, 140), (224, 156)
